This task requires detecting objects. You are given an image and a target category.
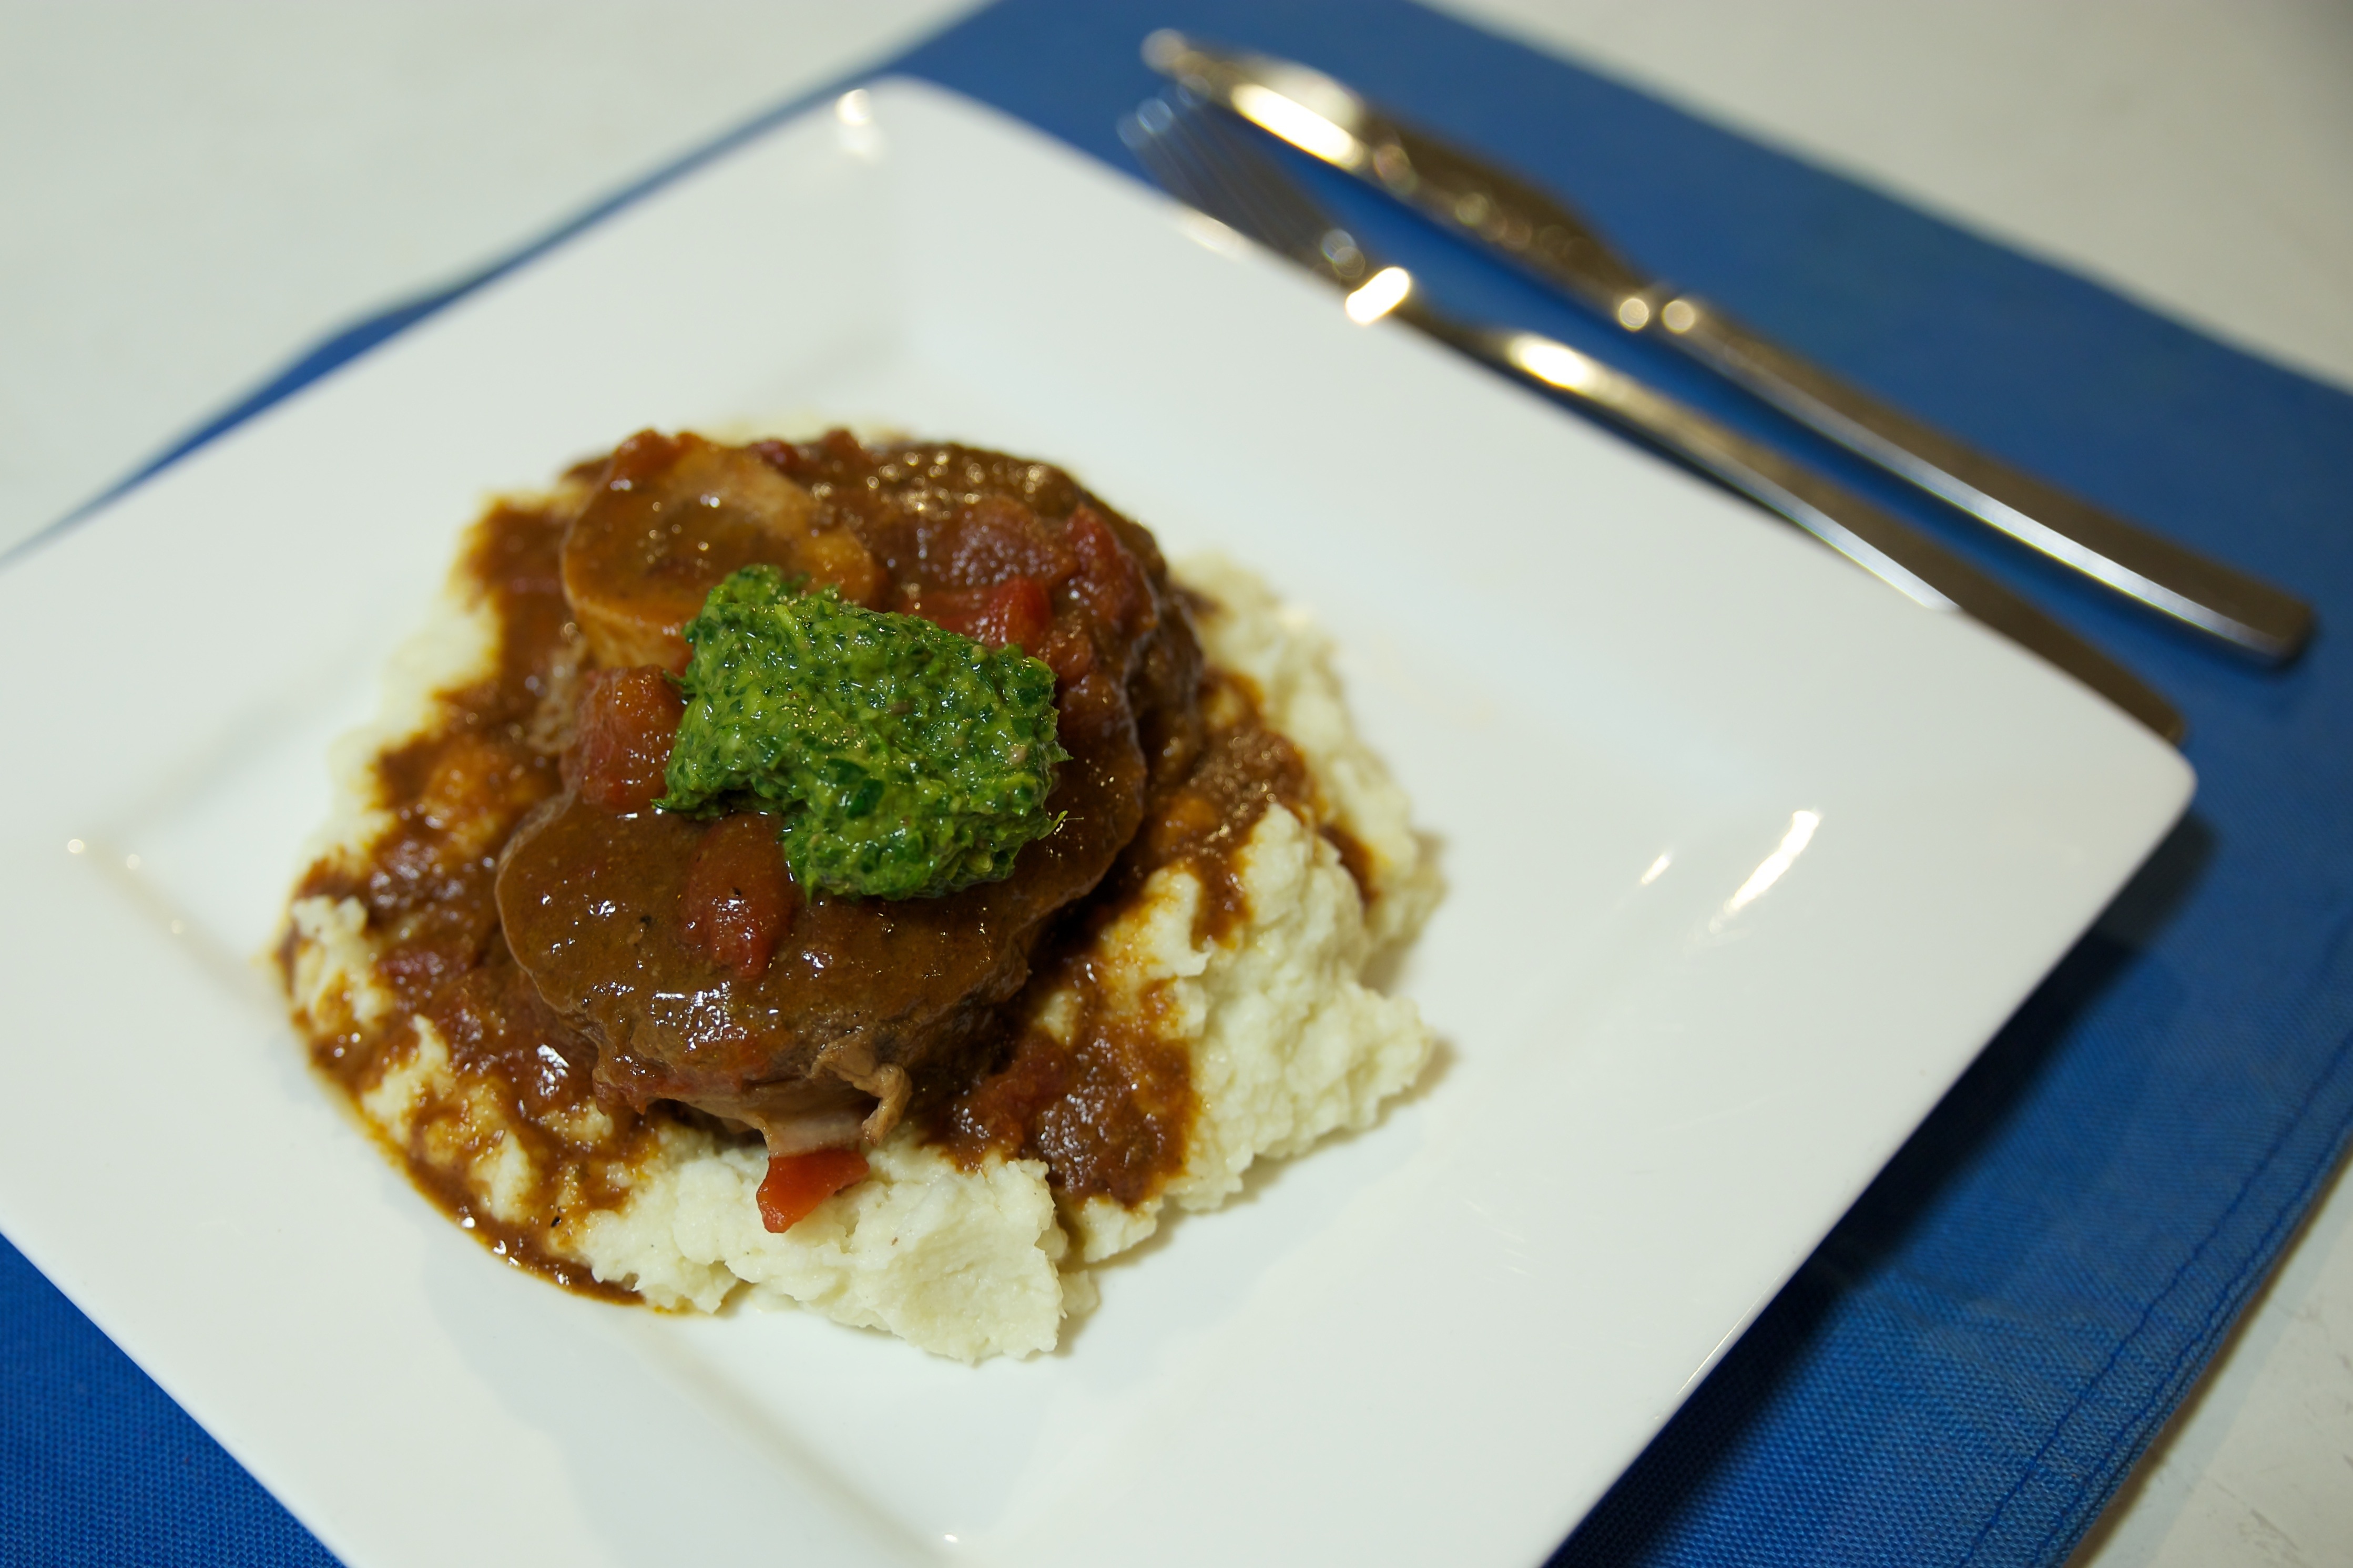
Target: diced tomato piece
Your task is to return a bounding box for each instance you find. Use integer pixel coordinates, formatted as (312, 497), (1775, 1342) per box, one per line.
(757, 1147), (870, 1232)
(571, 667), (685, 811)
(679, 813), (798, 979)
(909, 575), (1053, 653)
(1065, 504), (1146, 633)
(983, 576), (1054, 650)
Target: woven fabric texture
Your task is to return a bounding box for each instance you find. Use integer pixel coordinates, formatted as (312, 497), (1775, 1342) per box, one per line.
(2, 1238), (338, 1567)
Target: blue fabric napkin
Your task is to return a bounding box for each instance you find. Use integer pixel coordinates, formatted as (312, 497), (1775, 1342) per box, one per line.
(11, 2), (2353, 1564)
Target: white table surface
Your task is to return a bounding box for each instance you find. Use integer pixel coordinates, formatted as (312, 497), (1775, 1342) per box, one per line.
(5, 4), (2348, 1563)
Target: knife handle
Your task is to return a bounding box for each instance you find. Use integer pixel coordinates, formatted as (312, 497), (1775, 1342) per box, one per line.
(1634, 296), (2312, 663)
(1402, 301), (2186, 743)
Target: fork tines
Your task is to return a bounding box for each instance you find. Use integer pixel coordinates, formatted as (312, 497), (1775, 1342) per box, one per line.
(1121, 93), (1362, 280)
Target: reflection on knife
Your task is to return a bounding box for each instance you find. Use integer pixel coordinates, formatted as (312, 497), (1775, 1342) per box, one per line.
(1143, 30), (2314, 665)
(1121, 91), (2184, 744)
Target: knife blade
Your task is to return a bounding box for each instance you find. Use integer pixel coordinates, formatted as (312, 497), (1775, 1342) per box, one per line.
(1143, 29), (2314, 665)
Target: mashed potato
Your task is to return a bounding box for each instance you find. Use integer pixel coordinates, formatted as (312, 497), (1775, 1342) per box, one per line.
(285, 494), (1436, 1362)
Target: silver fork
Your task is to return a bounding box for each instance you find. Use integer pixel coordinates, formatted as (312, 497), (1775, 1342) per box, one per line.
(1120, 92), (2184, 744)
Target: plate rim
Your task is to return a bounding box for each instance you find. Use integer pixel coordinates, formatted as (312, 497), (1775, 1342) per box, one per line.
(0, 75), (2194, 1568)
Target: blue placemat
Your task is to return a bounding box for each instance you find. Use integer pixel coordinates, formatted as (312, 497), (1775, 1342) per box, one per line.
(11, 2), (2353, 1564)
(0, 1241), (338, 1568)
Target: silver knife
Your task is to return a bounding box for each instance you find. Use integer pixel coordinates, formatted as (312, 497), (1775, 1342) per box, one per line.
(1120, 91), (2184, 744)
(1144, 29), (2314, 665)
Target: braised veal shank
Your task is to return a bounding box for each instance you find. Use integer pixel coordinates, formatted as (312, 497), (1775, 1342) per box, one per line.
(495, 432), (1204, 1155)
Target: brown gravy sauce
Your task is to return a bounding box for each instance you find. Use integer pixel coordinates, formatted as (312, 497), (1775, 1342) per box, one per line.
(287, 497), (654, 1299)
(286, 483), (1331, 1293)
(928, 670), (1312, 1205)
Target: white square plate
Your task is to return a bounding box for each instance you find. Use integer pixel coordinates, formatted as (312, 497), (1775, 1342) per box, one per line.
(0, 80), (2189, 1567)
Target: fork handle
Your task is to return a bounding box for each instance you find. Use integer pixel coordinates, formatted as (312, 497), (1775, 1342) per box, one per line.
(1403, 300), (2185, 743)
